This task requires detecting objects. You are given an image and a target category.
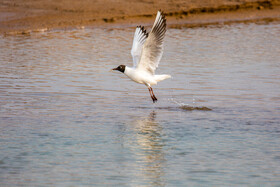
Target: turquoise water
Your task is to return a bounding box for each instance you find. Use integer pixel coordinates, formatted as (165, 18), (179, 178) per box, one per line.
(0, 22), (280, 186)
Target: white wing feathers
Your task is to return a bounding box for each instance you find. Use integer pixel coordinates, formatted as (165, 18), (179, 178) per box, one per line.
(131, 26), (149, 67)
(137, 11), (166, 74)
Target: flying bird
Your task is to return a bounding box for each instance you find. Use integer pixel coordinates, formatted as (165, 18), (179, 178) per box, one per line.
(112, 11), (171, 103)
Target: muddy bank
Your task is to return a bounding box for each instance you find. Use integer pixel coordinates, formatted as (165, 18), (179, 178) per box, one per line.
(1, 0), (280, 34)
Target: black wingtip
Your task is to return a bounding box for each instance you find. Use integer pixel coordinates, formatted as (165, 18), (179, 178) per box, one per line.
(159, 10), (165, 16)
(160, 10), (166, 21)
(135, 25), (148, 37)
(156, 10), (166, 26)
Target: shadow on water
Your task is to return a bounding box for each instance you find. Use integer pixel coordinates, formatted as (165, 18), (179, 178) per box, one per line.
(134, 105), (212, 112)
(132, 98), (212, 112)
(179, 105), (212, 111)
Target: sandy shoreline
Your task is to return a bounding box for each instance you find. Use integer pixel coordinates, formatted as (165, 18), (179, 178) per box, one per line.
(1, 0), (280, 35)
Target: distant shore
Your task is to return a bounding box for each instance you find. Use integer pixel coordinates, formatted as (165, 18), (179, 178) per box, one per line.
(1, 0), (280, 35)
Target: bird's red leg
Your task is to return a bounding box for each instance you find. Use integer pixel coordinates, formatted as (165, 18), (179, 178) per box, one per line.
(148, 87), (153, 101)
(150, 87), (157, 102)
(148, 87), (157, 103)
(148, 87), (156, 103)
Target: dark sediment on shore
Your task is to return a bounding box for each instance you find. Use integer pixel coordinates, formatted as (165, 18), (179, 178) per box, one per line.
(1, 0), (280, 35)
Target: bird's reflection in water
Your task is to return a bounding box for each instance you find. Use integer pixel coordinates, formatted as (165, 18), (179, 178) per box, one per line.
(132, 111), (166, 186)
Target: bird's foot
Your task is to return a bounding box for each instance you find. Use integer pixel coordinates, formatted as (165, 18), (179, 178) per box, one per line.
(148, 87), (157, 103)
(152, 96), (157, 103)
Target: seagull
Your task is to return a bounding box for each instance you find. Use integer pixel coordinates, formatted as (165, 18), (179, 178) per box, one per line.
(112, 10), (171, 103)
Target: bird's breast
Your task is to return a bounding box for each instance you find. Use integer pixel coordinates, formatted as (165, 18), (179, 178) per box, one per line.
(124, 68), (156, 85)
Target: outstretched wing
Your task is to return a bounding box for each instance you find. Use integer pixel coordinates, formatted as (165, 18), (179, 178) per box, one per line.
(131, 26), (149, 67)
(137, 11), (166, 74)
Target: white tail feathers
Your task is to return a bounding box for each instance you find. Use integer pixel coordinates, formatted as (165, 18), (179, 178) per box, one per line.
(154, 74), (171, 82)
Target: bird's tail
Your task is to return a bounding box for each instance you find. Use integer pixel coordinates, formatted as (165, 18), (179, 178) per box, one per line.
(154, 74), (171, 82)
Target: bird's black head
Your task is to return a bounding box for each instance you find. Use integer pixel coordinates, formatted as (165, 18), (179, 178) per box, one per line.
(112, 65), (126, 73)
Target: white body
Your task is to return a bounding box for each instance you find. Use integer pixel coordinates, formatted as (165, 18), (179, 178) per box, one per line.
(124, 66), (171, 86)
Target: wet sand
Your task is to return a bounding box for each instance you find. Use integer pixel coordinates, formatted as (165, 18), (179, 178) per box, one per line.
(1, 0), (280, 34)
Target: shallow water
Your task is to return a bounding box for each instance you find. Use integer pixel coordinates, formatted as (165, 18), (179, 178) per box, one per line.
(0, 23), (280, 186)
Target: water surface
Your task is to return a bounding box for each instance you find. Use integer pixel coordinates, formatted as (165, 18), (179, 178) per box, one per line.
(0, 23), (280, 186)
